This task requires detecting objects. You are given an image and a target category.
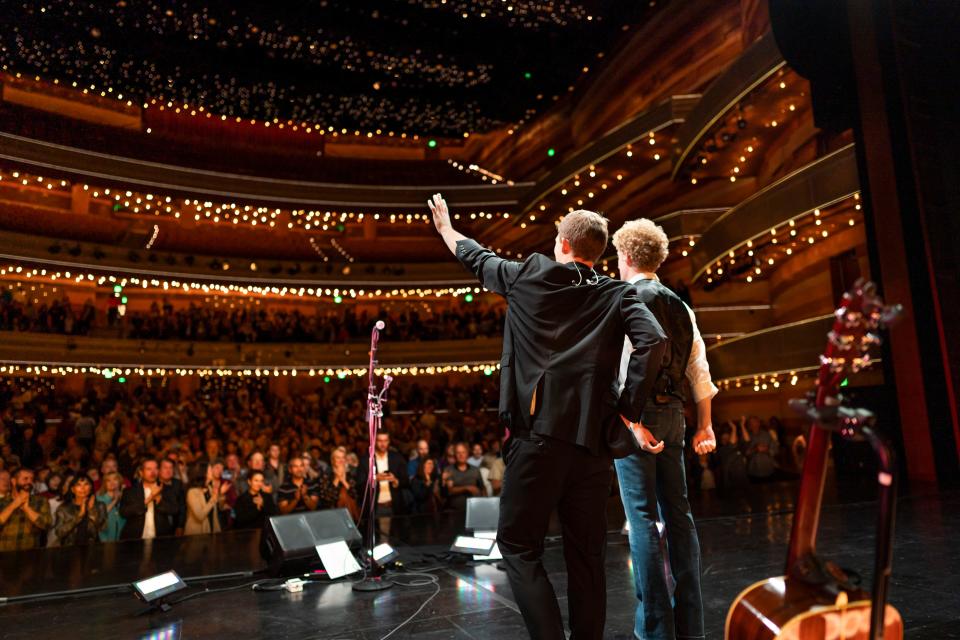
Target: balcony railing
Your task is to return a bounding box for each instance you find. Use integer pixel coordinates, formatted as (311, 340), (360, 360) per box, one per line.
(0, 331), (503, 369)
(0, 131), (532, 209)
(689, 145), (859, 281)
(706, 314), (833, 381)
(671, 31), (786, 179)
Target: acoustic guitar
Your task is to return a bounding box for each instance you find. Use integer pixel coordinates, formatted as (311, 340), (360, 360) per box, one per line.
(726, 281), (903, 640)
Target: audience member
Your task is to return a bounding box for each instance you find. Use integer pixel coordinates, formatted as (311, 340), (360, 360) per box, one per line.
(53, 476), (106, 546)
(119, 460), (179, 540)
(407, 439), (431, 479)
(277, 457), (321, 514)
(184, 462), (227, 535)
(357, 430), (409, 517)
(233, 470), (277, 530)
(96, 471), (126, 542)
(467, 443), (484, 468)
(410, 458), (442, 514)
(265, 445), (285, 490)
(481, 446), (505, 496)
(238, 451), (276, 501)
(441, 443), (485, 511)
(159, 458), (187, 535)
(0, 468), (52, 551)
(318, 446), (360, 520)
(741, 416), (779, 481)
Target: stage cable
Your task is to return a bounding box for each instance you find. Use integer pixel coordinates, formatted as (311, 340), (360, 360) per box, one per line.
(377, 571), (441, 640)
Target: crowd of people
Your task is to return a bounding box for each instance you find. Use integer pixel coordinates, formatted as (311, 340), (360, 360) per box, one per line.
(689, 415), (802, 491)
(0, 289), (96, 336)
(121, 301), (506, 343)
(0, 376), (506, 552)
(0, 289), (505, 343)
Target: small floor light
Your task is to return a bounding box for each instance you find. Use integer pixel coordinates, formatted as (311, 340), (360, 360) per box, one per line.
(132, 570), (187, 613)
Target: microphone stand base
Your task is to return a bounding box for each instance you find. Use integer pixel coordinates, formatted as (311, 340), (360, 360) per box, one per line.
(352, 576), (394, 592)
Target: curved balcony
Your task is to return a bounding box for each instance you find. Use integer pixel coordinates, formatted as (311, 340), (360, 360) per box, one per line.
(0, 332), (503, 370)
(670, 31), (786, 179)
(0, 228), (479, 288)
(654, 207), (729, 241)
(0, 132), (532, 209)
(706, 314), (833, 381)
(689, 144), (859, 281)
(517, 95), (699, 214)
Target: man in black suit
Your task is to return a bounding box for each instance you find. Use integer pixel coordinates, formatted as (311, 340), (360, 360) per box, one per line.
(119, 459), (180, 540)
(428, 194), (667, 640)
(356, 429), (410, 516)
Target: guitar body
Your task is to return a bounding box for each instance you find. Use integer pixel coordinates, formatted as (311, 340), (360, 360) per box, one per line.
(727, 576), (903, 639)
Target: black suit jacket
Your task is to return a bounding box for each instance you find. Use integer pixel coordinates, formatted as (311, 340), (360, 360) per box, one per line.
(118, 482), (180, 540)
(356, 450), (410, 514)
(456, 239), (667, 457)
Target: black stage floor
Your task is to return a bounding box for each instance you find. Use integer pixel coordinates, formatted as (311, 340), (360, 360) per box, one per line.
(1, 485), (958, 640)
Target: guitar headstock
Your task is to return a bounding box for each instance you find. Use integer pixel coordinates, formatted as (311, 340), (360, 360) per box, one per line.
(791, 280), (901, 429)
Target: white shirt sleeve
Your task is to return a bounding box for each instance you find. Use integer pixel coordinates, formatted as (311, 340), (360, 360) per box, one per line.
(685, 303), (718, 403)
(618, 334), (631, 393)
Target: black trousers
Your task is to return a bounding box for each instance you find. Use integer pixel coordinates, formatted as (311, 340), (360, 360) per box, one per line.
(497, 433), (613, 640)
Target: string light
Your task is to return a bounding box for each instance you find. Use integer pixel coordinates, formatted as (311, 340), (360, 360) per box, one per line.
(0, 262), (485, 302)
(0, 167), (515, 230)
(0, 361), (501, 380)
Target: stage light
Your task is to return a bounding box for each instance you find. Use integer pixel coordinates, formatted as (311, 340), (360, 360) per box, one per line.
(524, 71), (532, 79)
(132, 570), (187, 612)
(427, 139), (437, 148)
(547, 148), (556, 157)
(323, 376), (331, 383)
(464, 293), (474, 302)
(113, 285), (122, 293)
(334, 295), (343, 303)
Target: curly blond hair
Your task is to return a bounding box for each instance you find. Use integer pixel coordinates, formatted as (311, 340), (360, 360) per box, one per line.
(612, 219), (669, 272)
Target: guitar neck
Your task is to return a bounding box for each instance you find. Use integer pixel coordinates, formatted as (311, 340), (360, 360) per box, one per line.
(786, 421), (831, 569)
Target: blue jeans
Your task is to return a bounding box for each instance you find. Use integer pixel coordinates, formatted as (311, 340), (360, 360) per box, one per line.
(614, 400), (704, 640)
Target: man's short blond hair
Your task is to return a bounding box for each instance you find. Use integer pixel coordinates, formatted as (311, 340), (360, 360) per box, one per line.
(612, 219), (669, 272)
(557, 210), (609, 263)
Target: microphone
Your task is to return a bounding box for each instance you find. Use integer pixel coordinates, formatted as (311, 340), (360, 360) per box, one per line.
(374, 320), (385, 331)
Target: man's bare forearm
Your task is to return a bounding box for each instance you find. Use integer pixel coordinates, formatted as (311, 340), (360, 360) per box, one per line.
(696, 397), (712, 432)
(438, 227), (468, 255)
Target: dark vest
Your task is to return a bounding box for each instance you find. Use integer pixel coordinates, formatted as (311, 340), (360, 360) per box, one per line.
(633, 279), (694, 401)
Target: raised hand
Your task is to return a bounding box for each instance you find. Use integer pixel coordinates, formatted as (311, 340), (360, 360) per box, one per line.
(427, 193), (452, 233)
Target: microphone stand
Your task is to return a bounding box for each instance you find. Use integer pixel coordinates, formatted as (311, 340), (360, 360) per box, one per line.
(353, 322), (394, 592)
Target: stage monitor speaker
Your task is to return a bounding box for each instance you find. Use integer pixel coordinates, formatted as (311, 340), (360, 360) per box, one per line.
(465, 497), (500, 532)
(261, 508), (361, 577)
